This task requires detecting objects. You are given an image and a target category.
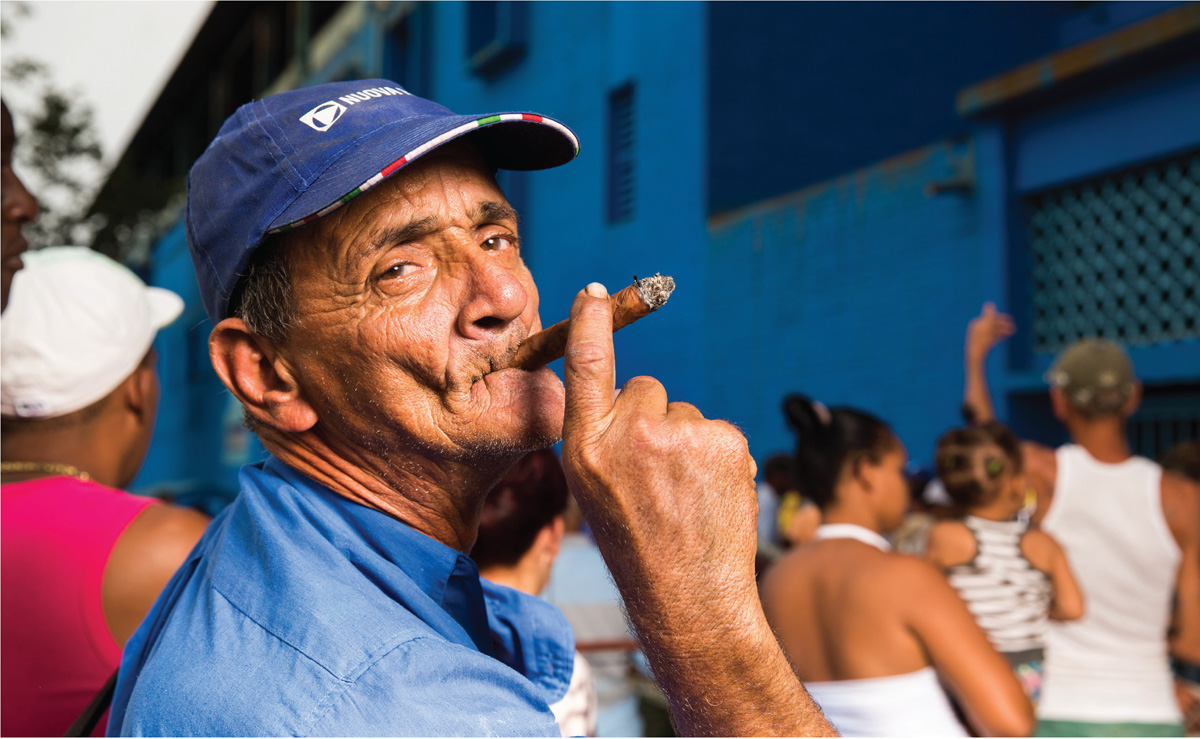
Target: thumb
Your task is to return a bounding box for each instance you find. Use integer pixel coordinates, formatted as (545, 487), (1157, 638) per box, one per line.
(563, 282), (616, 437)
(982, 301), (996, 319)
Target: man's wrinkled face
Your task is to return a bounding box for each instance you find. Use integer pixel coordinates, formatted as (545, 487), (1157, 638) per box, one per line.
(2, 103), (40, 312)
(278, 144), (565, 463)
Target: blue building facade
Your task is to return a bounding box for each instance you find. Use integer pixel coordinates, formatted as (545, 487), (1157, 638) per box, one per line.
(120, 1), (1200, 504)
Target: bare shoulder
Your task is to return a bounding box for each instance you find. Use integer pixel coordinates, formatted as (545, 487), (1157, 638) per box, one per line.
(131, 502), (211, 541)
(103, 502), (211, 645)
(882, 551), (953, 591)
(881, 552), (967, 621)
(119, 502), (211, 566)
(1161, 471), (1200, 543)
(926, 520), (976, 569)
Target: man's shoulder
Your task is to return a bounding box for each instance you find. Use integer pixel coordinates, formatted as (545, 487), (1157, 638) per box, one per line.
(124, 629), (559, 737)
(187, 490), (446, 678)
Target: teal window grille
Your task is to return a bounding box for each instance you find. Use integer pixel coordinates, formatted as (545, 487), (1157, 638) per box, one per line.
(1026, 149), (1199, 353)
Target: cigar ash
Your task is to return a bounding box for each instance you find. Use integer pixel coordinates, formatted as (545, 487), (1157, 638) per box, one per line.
(634, 273), (676, 310)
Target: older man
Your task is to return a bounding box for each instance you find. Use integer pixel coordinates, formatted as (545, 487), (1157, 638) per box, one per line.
(109, 80), (831, 737)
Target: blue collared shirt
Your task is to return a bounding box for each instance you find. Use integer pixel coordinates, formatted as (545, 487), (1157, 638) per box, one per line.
(108, 457), (574, 736)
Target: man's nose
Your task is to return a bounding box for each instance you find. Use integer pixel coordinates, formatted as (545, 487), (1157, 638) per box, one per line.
(2, 170), (40, 224)
(456, 253), (530, 341)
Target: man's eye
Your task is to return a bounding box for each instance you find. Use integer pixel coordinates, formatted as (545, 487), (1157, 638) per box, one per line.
(481, 235), (518, 252)
(378, 263), (416, 280)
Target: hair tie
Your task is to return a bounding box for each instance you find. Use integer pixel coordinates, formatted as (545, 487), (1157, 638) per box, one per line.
(985, 457), (1005, 478)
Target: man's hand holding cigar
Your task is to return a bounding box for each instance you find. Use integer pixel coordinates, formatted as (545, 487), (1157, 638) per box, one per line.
(558, 282), (837, 737)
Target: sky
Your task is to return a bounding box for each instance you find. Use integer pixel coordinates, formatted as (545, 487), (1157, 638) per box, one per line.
(2, 0), (214, 173)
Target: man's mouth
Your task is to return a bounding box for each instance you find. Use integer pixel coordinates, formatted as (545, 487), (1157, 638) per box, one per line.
(468, 341), (525, 385)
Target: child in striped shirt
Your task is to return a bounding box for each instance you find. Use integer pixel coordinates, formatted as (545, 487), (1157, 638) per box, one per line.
(926, 421), (1084, 704)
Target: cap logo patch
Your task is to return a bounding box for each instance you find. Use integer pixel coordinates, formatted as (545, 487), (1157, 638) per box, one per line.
(300, 101), (347, 132)
(15, 399), (49, 417)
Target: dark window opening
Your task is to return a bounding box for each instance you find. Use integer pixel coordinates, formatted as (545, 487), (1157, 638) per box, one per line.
(607, 83), (636, 224)
(466, 1), (526, 79)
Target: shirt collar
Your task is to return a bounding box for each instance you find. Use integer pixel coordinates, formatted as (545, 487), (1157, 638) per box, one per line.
(264, 457), (495, 653)
(212, 455), (575, 701)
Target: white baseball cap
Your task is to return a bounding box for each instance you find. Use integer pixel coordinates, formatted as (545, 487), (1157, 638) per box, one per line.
(1, 247), (184, 419)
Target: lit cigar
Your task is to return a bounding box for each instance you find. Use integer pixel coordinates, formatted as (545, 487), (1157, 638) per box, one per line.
(512, 273), (676, 370)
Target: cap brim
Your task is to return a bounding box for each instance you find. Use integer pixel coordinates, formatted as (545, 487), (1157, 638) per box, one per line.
(147, 287), (185, 329)
(268, 112), (579, 234)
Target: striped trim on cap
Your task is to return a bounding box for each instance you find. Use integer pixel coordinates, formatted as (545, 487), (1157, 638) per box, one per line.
(269, 113), (578, 234)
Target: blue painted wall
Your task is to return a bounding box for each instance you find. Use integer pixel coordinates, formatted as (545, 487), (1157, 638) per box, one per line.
(706, 1), (1067, 214)
(705, 133), (1011, 466)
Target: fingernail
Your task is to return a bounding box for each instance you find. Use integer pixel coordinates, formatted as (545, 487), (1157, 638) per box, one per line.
(585, 282), (609, 299)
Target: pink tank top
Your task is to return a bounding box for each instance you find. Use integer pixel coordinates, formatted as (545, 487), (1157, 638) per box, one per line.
(1, 476), (157, 737)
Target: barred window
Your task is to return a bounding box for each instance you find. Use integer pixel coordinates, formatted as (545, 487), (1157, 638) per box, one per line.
(1026, 149), (1199, 353)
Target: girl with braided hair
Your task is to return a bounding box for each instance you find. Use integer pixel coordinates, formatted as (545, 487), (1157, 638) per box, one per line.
(927, 421), (1084, 706)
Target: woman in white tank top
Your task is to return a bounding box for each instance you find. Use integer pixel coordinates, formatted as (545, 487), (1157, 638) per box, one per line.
(760, 397), (1034, 737)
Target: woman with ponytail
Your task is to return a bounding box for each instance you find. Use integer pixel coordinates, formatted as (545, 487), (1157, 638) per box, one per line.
(760, 396), (1034, 737)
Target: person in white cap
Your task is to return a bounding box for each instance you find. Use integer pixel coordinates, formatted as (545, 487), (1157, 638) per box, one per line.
(961, 302), (1200, 738)
(1, 246), (211, 737)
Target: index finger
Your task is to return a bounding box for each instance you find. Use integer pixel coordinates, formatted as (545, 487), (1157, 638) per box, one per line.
(562, 282), (617, 435)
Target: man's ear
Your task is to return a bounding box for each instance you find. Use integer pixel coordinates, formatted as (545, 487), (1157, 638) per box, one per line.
(849, 455), (873, 490)
(119, 357), (158, 427)
(1049, 387), (1070, 422)
(1122, 382), (1143, 418)
(209, 318), (317, 433)
(543, 515), (566, 560)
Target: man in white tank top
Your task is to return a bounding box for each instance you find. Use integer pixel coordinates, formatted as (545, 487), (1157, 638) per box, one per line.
(963, 308), (1200, 737)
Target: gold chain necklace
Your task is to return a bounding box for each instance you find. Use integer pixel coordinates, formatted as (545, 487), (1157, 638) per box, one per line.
(0, 461), (92, 481)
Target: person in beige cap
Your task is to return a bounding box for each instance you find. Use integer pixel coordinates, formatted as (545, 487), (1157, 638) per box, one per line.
(1, 247), (210, 737)
(961, 302), (1200, 738)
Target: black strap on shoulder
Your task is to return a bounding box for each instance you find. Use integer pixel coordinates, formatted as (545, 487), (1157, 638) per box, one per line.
(64, 669), (118, 737)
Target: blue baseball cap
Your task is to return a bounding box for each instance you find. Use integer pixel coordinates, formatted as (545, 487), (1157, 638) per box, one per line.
(186, 79), (580, 324)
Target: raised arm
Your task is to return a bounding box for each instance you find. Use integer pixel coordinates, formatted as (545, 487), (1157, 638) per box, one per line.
(560, 283), (835, 737)
(963, 302), (1015, 424)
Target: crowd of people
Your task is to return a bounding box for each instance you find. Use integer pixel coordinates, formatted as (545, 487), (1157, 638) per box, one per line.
(755, 303), (1200, 737)
(1, 77), (1198, 739)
